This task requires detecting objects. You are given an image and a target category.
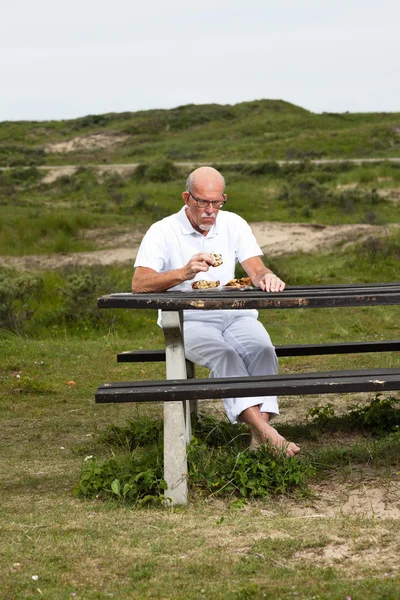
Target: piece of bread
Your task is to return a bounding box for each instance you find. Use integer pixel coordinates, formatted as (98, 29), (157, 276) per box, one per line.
(224, 277), (252, 287)
(192, 280), (220, 289)
(210, 252), (223, 267)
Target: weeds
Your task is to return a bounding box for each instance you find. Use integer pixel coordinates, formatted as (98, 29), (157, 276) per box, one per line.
(76, 452), (167, 506)
(75, 395), (400, 506)
(306, 395), (400, 437)
(76, 415), (314, 505)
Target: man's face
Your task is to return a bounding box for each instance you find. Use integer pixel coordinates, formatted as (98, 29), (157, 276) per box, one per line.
(182, 179), (226, 234)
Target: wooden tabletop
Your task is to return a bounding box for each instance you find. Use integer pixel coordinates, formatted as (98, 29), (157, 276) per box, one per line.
(97, 282), (400, 311)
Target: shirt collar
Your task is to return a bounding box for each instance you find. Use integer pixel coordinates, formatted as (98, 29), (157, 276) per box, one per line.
(178, 206), (220, 237)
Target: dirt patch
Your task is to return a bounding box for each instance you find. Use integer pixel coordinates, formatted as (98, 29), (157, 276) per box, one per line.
(40, 163), (137, 184)
(0, 222), (397, 272)
(376, 188), (400, 203)
(285, 480), (400, 520)
(41, 166), (80, 184)
(44, 133), (130, 154)
(250, 222), (395, 257)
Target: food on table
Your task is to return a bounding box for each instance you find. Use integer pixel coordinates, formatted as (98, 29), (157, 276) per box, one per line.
(224, 277), (252, 288)
(192, 280), (220, 289)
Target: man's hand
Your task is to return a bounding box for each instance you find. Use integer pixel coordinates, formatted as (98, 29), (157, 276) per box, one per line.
(132, 252), (219, 293)
(183, 252), (215, 281)
(259, 272), (285, 292)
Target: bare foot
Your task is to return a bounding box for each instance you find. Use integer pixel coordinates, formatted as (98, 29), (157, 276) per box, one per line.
(250, 422), (300, 457)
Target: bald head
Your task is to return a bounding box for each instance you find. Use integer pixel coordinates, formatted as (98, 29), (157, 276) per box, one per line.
(186, 166), (225, 195)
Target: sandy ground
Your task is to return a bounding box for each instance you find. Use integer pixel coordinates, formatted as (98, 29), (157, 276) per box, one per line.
(0, 221), (397, 272)
(44, 134), (130, 154)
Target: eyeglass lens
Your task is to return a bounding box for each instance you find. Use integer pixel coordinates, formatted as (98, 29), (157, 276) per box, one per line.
(198, 200), (224, 208)
(189, 192), (225, 208)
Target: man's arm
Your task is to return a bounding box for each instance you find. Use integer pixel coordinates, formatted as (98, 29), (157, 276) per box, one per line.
(241, 256), (285, 292)
(132, 252), (217, 292)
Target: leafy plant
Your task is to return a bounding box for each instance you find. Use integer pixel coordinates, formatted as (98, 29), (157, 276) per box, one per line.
(347, 395), (400, 437)
(75, 452), (167, 506)
(187, 439), (313, 499)
(76, 415), (313, 505)
(306, 395), (400, 437)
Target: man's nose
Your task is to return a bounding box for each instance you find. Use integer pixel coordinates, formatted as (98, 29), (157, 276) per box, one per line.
(205, 202), (215, 213)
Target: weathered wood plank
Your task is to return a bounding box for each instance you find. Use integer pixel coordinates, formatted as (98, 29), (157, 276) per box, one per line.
(97, 283), (400, 311)
(117, 340), (400, 362)
(95, 368), (400, 403)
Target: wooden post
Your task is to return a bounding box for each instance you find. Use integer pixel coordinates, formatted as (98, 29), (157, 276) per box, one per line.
(186, 360), (198, 419)
(161, 310), (188, 505)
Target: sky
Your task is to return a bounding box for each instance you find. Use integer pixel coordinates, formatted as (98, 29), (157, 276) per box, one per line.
(1, 0), (400, 122)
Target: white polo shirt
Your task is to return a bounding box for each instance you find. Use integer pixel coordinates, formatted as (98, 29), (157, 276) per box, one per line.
(134, 206), (263, 290)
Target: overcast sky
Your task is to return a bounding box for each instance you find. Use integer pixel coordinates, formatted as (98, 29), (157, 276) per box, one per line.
(1, 0), (399, 122)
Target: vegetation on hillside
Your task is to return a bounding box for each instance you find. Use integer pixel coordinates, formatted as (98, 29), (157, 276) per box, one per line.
(1, 160), (399, 257)
(1, 99), (400, 165)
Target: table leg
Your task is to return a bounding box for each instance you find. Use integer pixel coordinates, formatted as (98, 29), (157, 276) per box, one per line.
(186, 360), (198, 419)
(161, 310), (188, 505)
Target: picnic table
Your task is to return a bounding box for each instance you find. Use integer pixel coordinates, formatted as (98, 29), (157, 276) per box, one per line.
(96, 282), (400, 504)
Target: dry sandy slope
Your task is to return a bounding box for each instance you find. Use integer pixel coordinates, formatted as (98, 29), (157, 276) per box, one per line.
(0, 222), (397, 271)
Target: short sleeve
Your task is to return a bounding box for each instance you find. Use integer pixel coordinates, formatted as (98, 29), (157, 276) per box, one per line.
(134, 224), (167, 272)
(235, 216), (263, 263)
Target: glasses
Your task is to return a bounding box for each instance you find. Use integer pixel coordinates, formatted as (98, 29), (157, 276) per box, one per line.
(188, 191), (226, 209)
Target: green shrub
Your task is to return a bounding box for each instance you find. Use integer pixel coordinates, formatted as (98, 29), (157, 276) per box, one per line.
(279, 177), (331, 211)
(0, 269), (43, 334)
(0, 145), (45, 166)
(355, 231), (400, 261)
(56, 267), (122, 329)
(278, 175), (386, 217)
(306, 395), (400, 437)
(0, 167), (42, 186)
(347, 395), (400, 437)
(146, 160), (180, 182)
(131, 164), (148, 181)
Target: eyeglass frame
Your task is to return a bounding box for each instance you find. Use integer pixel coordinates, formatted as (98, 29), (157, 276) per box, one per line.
(187, 190), (227, 209)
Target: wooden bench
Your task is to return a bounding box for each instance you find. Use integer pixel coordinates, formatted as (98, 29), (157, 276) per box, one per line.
(95, 283), (400, 504)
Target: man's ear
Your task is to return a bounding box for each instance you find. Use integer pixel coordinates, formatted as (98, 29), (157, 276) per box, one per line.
(182, 191), (190, 205)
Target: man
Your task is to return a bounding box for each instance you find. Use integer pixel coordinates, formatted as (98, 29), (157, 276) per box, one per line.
(132, 166), (300, 457)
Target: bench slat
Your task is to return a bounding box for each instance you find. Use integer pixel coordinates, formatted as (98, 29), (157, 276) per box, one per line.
(95, 367), (400, 403)
(117, 340), (400, 362)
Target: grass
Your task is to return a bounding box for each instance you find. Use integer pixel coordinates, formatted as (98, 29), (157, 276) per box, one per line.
(0, 242), (399, 598)
(1, 331), (400, 599)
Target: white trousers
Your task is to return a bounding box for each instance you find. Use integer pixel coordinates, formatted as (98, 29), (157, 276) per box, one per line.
(183, 309), (279, 424)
